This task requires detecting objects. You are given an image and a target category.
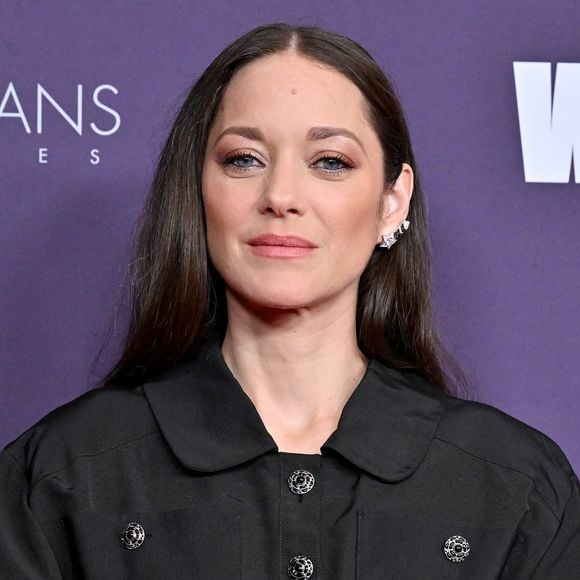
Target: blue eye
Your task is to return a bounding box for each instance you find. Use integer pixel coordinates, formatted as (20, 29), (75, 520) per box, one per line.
(315, 155), (354, 174)
(221, 152), (354, 175)
(223, 153), (260, 171)
(319, 158), (342, 170)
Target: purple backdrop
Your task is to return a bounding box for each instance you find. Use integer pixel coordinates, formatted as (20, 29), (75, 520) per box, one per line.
(1, 2), (578, 472)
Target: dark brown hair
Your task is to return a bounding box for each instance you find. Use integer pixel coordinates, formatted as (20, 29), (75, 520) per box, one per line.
(94, 23), (467, 396)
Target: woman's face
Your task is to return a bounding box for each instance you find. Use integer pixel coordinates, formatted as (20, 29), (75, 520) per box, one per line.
(202, 51), (412, 311)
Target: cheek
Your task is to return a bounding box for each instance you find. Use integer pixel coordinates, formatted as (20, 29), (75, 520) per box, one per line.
(201, 187), (230, 269)
(202, 191), (253, 281)
(327, 196), (380, 249)
(203, 176), (244, 243)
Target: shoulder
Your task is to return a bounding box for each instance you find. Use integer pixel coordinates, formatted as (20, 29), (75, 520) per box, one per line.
(2, 384), (158, 486)
(434, 393), (577, 519)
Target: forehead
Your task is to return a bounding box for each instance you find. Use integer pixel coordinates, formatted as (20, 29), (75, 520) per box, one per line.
(212, 52), (372, 136)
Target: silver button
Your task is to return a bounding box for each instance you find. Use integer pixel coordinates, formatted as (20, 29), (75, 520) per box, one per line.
(121, 522), (145, 550)
(287, 469), (315, 495)
(287, 554), (314, 579)
(443, 535), (470, 562)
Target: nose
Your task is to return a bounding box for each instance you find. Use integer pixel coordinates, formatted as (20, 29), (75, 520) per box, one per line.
(258, 153), (306, 217)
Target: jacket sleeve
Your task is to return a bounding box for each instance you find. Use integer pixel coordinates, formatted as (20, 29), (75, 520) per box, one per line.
(498, 433), (580, 579)
(530, 472), (580, 578)
(0, 449), (62, 580)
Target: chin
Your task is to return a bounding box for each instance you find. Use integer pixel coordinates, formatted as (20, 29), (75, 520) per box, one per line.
(230, 283), (321, 312)
(251, 292), (316, 311)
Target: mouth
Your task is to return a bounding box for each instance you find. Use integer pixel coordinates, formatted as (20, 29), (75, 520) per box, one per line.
(247, 234), (318, 258)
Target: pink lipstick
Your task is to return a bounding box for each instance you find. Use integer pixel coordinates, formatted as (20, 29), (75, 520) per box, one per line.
(247, 234), (317, 258)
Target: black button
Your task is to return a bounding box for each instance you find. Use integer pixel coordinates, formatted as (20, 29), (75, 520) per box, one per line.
(120, 522), (145, 550)
(287, 469), (315, 495)
(287, 554), (314, 578)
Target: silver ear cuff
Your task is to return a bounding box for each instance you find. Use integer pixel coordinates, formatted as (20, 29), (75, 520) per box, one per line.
(378, 220), (410, 249)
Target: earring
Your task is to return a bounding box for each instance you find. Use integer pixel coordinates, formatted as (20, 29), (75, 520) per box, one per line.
(378, 220), (410, 249)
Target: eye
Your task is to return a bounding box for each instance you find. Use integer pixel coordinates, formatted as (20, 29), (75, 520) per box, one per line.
(313, 154), (354, 175)
(220, 151), (355, 175)
(221, 152), (263, 173)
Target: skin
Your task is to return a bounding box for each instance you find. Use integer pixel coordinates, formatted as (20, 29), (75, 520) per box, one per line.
(202, 50), (413, 453)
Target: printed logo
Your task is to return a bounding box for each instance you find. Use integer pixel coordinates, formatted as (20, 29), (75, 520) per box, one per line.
(513, 62), (580, 183)
(0, 82), (121, 164)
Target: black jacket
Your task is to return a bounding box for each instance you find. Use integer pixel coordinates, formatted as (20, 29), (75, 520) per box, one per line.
(1, 337), (579, 579)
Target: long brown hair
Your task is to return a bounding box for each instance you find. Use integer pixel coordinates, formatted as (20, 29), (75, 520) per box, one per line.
(93, 23), (467, 396)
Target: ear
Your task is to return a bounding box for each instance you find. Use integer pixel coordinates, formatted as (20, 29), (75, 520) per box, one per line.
(376, 163), (414, 244)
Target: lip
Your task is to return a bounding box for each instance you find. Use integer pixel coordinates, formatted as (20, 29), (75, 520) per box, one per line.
(247, 234), (318, 259)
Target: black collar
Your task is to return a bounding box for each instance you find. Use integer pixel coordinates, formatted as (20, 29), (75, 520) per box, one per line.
(143, 337), (446, 482)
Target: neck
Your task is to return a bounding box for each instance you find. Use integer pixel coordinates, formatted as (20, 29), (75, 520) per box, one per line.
(219, 289), (369, 453)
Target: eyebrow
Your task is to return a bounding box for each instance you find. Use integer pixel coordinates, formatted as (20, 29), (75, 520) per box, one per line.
(214, 125), (366, 154)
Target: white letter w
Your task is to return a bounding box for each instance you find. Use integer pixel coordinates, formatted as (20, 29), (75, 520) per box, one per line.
(513, 62), (580, 183)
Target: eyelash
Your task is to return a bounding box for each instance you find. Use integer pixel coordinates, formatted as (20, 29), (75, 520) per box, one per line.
(221, 152), (355, 176)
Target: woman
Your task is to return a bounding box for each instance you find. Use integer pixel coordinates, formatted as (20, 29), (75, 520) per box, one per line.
(1, 23), (578, 579)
